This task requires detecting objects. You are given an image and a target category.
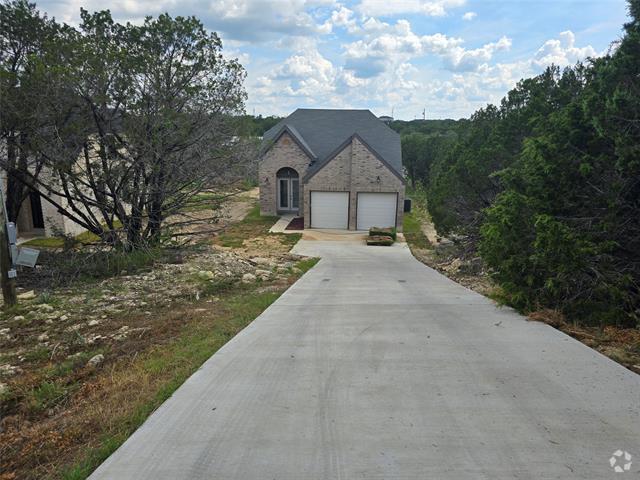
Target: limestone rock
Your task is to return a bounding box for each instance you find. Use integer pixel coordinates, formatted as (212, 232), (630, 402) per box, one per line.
(197, 270), (215, 280)
(242, 273), (256, 283)
(250, 257), (271, 266)
(86, 354), (104, 368)
(17, 290), (36, 300)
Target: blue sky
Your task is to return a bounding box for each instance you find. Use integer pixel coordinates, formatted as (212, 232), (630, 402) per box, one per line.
(36, 0), (630, 119)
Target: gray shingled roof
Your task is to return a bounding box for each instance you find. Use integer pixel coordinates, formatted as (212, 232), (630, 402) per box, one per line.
(262, 109), (402, 178)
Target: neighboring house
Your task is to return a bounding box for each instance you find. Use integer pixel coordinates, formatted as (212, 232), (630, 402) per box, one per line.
(1, 172), (87, 240)
(259, 109), (405, 231)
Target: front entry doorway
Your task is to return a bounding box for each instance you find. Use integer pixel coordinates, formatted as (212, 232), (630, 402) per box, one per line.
(276, 167), (299, 214)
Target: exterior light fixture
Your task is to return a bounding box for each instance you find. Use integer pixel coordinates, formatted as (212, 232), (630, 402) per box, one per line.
(376, 176), (381, 183)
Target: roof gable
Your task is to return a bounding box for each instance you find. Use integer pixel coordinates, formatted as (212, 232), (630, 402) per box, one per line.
(260, 124), (317, 161)
(262, 109), (402, 177)
(303, 133), (405, 184)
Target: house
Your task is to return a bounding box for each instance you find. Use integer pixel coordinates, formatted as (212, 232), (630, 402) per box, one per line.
(1, 172), (88, 240)
(259, 109), (405, 231)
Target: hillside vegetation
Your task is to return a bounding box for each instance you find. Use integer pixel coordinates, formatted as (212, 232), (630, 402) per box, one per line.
(397, 0), (640, 328)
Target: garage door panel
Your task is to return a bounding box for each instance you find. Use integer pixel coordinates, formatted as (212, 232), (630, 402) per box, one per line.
(311, 192), (349, 229)
(357, 192), (397, 230)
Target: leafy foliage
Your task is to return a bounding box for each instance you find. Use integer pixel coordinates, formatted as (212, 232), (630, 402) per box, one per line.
(1, 3), (248, 249)
(411, 0), (640, 326)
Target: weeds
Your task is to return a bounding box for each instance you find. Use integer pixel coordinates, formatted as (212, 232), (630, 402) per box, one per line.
(27, 381), (69, 414)
(57, 289), (285, 480)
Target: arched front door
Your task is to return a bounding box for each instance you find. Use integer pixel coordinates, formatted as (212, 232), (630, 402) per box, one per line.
(276, 167), (299, 214)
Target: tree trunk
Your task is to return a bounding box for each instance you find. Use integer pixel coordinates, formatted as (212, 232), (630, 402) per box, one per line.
(5, 133), (32, 222)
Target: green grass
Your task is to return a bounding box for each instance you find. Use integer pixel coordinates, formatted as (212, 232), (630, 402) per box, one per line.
(295, 257), (320, 273)
(403, 185), (432, 250)
(276, 232), (302, 246)
(46, 351), (97, 380)
(403, 210), (431, 250)
(215, 204), (279, 248)
(22, 221), (123, 249)
(23, 347), (51, 363)
(27, 381), (70, 414)
(22, 237), (65, 248)
(182, 192), (224, 212)
(59, 288), (288, 480)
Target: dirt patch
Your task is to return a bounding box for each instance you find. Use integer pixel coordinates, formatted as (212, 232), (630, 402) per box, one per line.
(301, 230), (367, 242)
(410, 244), (494, 296)
(166, 187), (258, 240)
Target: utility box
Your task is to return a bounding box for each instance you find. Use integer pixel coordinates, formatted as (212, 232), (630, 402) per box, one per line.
(404, 198), (412, 213)
(6, 222), (17, 244)
(16, 247), (40, 268)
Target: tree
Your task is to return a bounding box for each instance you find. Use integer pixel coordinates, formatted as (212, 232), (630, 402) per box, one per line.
(479, 0), (640, 326)
(18, 9), (247, 249)
(0, 0), (56, 221)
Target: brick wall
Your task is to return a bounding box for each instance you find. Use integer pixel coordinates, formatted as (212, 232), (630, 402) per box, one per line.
(258, 133), (310, 216)
(304, 136), (405, 230)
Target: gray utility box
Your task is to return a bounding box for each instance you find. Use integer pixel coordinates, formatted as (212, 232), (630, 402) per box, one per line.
(16, 247), (40, 267)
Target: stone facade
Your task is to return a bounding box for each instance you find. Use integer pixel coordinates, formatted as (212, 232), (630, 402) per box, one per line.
(260, 132), (405, 231)
(304, 136), (405, 230)
(258, 132), (310, 216)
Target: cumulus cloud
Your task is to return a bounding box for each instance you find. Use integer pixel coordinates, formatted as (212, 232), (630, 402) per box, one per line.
(444, 36), (512, 71)
(38, 0), (336, 42)
(462, 11), (477, 20)
(357, 0), (466, 17)
(328, 5), (359, 33)
(532, 30), (598, 67)
(341, 19), (508, 77)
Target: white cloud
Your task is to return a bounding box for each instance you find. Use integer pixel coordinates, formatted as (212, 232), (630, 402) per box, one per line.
(532, 30), (598, 67)
(357, 0), (466, 17)
(328, 5), (359, 33)
(444, 36), (512, 71)
(462, 11), (477, 21)
(341, 19), (508, 77)
(40, 0), (336, 42)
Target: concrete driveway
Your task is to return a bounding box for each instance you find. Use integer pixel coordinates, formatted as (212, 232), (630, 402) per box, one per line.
(90, 238), (640, 479)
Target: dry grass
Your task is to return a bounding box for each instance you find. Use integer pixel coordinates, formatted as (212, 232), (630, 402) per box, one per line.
(528, 308), (640, 374)
(0, 267), (314, 480)
(0, 200), (318, 479)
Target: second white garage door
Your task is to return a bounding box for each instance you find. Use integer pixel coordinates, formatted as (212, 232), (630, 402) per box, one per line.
(310, 192), (349, 229)
(357, 192), (397, 230)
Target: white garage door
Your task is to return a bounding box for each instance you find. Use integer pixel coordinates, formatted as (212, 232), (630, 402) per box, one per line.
(357, 192), (397, 230)
(310, 192), (349, 229)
